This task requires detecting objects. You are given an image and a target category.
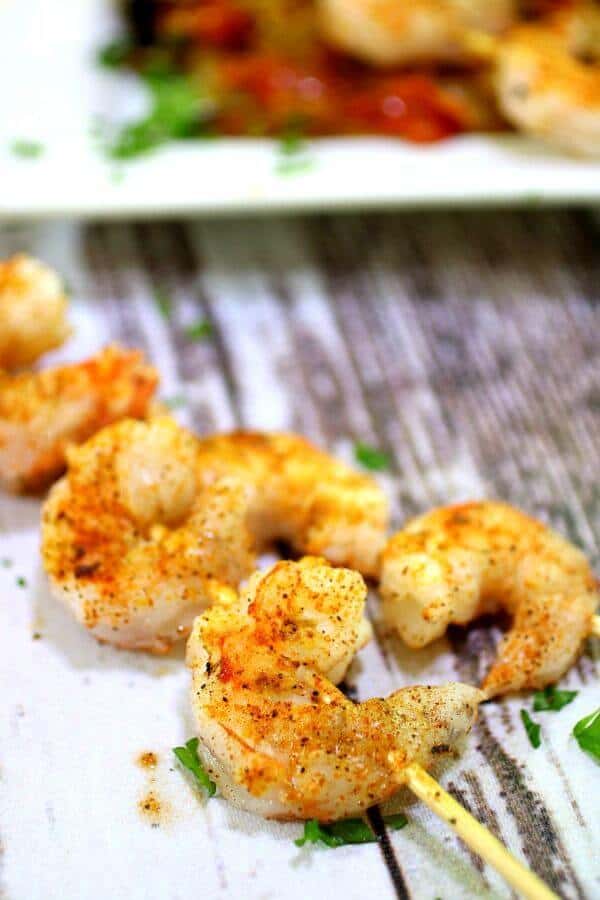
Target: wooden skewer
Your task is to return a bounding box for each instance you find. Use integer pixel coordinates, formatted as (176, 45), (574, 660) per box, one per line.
(401, 763), (559, 900)
(590, 615), (600, 638)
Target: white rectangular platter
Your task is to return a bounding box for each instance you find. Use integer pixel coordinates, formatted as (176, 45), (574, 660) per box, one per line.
(1, 0), (600, 219)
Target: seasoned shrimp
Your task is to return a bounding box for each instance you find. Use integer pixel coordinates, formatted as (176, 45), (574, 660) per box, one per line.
(187, 557), (483, 821)
(0, 254), (70, 370)
(380, 501), (598, 697)
(0, 345), (158, 493)
(318, 0), (515, 67)
(194, 431), (388, 578)
(496, 3), (600, 156)
(42, 417), (255, 654)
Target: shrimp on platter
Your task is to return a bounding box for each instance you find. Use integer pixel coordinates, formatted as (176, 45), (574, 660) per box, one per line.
(0, 254), (70, 370)
(187, 556), (483, 821)
(0, 345), (158, 493)
(496, 2), (600, 157)
(380, 501), (598, 697)
(317, 0), (516, 67)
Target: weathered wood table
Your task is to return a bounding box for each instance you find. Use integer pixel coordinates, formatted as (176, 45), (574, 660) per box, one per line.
(1, 211), (598, 900)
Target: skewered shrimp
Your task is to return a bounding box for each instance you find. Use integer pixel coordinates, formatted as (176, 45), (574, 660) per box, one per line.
(0, 345), (158, 493)
(194, 431), (388, 578)
(42, 416), (255, 654)
(0, 254), (70, 370)
(317, 0), (516, 67)
(496, 3), (600, 157)
(187, 556), (483, 821)
(380, 501), (598, 697)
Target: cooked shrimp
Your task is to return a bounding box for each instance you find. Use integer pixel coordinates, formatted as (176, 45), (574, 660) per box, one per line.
(496, 3), (600, 156)
(318, 0), (515, 67)
(0, 254), (70, 370)
(194, 431), (388, 578)
(187, 557), (483, 821)
(42, 417), (255, 654)
(0, 345), (158, 493)
(380, 501), (598, 697)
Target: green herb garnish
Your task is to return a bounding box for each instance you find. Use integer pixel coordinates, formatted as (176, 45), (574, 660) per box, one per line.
(154, 289), (172, 320)
(11, 140), (44, 159)
(107, 73), (212, 160)
(1, 558), (12, 568)
(275, 115), (314, 176)
(97, 38), (132, 69)
(173, 737), (216, 796)
(162, 395), (187, 409)
(520, 709), (541, 748)
(295, 813), (407, 848)
(533, 685), (578, 713)
(354, 442), (391, 472)
(573, 708), (600, 761)
(185, 319), (213, 341)
(16, 576), (27, 588)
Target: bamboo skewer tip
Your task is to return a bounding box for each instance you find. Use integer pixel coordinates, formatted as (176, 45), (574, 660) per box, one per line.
(401, 763), (560, 900)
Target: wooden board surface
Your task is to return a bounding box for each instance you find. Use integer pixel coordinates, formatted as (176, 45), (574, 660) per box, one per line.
(0, 211), (598, 900)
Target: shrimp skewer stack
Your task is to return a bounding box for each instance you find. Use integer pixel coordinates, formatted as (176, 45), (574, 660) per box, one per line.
(188, 556), (559, 899)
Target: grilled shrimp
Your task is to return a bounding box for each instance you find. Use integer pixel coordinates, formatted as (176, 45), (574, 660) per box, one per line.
(187, 557), (483, 821)
(194, 431), (388, 578)
(0, 345), (158, 493)
(0, 254), (70, 370)
(496, 3), (600, 156)
(42, 417), (255, 654)
(318, 0), (516, 67)
(380, 501), (598, 697)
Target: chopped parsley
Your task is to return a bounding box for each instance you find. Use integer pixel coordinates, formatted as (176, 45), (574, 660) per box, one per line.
(275, 116), (314, 176)
(11, 140), (44, 159)
(1, 558), (12, 568)
(520, 709), (541, 748)
(162, 395), (187, 410)
(354, 442), (391, 472)
(573, 708), (600, 762)
(154, 289), (172, 320)
(295, 813), (407, 848)
(96, 38), (133, 69)
(16, 576), (27, 588)
(106, 72), (213, 160)
(173, 737), (216, 796)
(533, 685), (578, 713)
(185, 319), (213, 341)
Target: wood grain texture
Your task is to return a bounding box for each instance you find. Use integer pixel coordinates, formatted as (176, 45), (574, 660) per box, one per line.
(1, 211), (598, 900)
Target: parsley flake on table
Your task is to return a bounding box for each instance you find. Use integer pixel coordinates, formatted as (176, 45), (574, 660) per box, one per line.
(185, 319), (213, 341)
(520, 709), (541, 748)
(1, 558), (12, 568)
(16, 576), (27, 588)
(573, 708), (600, 762)
(354, 442), (391, 472)
(295, 813), (407, 848)
(11, 139), (44, 159)
(154, 289), (172, 320)
(162, 395), (187, 410)
(173, 737), (216, 796)
(533, 685), (578, 712)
